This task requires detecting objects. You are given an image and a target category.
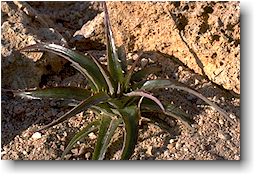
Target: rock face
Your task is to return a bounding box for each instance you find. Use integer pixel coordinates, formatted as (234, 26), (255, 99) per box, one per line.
(1, 1), (240, 94)
(1, 1), (67, 89)
(72, 12), (105, 51)
(106, 1), (240, 94)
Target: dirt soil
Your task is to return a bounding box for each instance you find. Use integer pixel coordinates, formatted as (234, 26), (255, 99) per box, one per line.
(1, 1), (240, 160)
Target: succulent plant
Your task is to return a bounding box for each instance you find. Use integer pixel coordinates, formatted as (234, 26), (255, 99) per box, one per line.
(15, 2), (234, 160)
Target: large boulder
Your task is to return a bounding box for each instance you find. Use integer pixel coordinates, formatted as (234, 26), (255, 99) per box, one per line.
(1, 1), (67, 89)
(106, 1), (240, 94)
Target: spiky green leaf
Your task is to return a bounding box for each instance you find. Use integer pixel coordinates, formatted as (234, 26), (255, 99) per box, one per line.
(103, 2), (124, 91)
(118, 105), (140, 160)
(92, 117), (122, 160)
(14, 87), (92, 101)
(20, 43), (109, 92)
(141, 79), (234, 125)
(123, 52), (142, 90)
(140, 79), (171, 91)
(141, 99), (193, 131)
(108, 96), (137, 109)
(37, 91), (110, 131)
(124, 90), (165, 112)
(61, 120), (101, 159)
(92, 116), (111, 160)
(90, 103), (117, 117)
(87, 52), (114, 95)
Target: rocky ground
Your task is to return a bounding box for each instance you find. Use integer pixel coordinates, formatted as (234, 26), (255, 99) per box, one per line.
(1, 1), (240, 160)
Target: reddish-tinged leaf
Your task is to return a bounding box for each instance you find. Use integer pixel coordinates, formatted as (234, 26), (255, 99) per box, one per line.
(61, 120), (101, 159)
(103, 2), (124, 91)
(92, 117), (122, 160)
(21, 43), (108, 92)
(14, 87), (91, 101)
(141, 79), (234, 125)
(37, 91), (109, 131)
(124, 90), (165, 112)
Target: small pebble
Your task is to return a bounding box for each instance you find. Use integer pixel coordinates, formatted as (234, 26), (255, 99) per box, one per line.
(229, 114), (236, 119)
(213, 96), (221, 103)
(85, 152), (91, 159)
(60, 145), (65, 151)
(198, 118), (204, 126)
(163, 150), (170, 157)
(167, 143), (175, 150)
(146, 146), (153, 156)
(141, 58), (148, 68)
(178, 66), (183, 72)
(71, 148), (79, 156)
(78, 146), (86, 155)
(64, 154), (72, 160)
(218, 132), (232, 140)
(31, 132), (42, 139)
(194, 79), (199, 85)
(175, 142), (181, 150)
(63, 131), (67, 137)
(169, 139), (175, 144)
(234, 155), (240, 160)
(88, 132), (97, 140)
(219, 118), (224, 125)
(218, 133), (225, 139)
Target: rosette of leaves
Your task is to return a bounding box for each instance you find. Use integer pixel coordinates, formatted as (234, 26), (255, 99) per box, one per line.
(16, 2), (234, 160)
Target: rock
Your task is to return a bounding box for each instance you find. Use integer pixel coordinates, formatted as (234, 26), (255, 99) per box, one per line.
(167, 143), (175, 151)
(194, 79), (200, 86)
(72, 12), (105, 51)
(234, 155), (240, 160)
(141, 58), (149, 68)
(229, 114), (237, 119)
(169, 139), (175, 144)
(31, 132), (42, 139)
(218, 132), (232, 140)
(183, 148), (189, 152)
(175, 142), (182, 150)
(106, 1), (240, 94)
(219, 118), (224, 125)
(78, 146), (86, 156)
(85, 152), (91, 159)
(163, 150), (170, 158)
(146, 146), (153, 156)
(71, 148), (79, 156)
(1, 2), (67, 89)
(88, 132), (97, 140)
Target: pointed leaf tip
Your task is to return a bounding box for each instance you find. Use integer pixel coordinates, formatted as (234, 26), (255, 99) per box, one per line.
(103, 2), (124, 90)
(21, 43), (110, 92)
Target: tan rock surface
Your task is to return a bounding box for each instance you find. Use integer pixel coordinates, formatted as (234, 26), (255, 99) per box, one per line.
(107, 1), (240, 94)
